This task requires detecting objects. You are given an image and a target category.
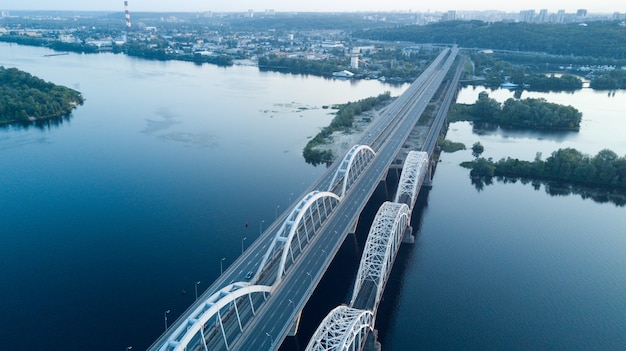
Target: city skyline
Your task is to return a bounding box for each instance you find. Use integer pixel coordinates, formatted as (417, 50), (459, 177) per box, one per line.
(1, 0), (624, 14)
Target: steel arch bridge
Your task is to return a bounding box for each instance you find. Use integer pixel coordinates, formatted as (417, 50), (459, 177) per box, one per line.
(328, 144), (376, 198)
(305, 306), (374, 351)
(394, 151), (429, 210)
(256, 191), (341, 285)
(155, 283), (272, 351)
(350, 202), (410, 310)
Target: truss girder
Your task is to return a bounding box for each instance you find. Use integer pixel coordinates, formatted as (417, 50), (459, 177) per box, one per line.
(350, 202), (410, 308)
(156, 283), (272, 351)
(255, 191), (341, 285)
(305, 306), (374, 351)
(394, 151), (429, 210)
(328, 144), (376, 197)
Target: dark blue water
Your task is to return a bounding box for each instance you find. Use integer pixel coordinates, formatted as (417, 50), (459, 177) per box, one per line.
(0, 43), (406, 351)
(377, 88), (626, 350)
(1, 43), (625, 351)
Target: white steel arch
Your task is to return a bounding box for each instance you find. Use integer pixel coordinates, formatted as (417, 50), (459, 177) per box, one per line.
(305, 306), (374, 351)
(255, 191), (341, 285)
(156, 282), (272, 351)
(328, 144), (376, 197)
(350, 202), (410, 309)
(394, 151), (429, 210)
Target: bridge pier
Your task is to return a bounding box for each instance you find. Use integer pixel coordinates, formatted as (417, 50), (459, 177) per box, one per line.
(422, 160), (435, 188)
(363, 329), (382, 351)
(402, 225), (414, 244)
(287, 310), (302, 337)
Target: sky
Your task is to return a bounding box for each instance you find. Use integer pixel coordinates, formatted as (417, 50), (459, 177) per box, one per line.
(1, 0), (624, 14)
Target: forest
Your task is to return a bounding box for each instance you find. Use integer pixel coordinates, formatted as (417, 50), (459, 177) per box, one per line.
(0, 66), (84, 124)
(355, 20), (626, 60)
(464, 148), (626, 190)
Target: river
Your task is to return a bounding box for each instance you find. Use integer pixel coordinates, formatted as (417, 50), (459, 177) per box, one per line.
(1, 43), (625, 351)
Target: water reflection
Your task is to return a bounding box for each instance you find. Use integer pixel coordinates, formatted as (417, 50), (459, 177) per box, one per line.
(470, 174), (626, 207)
(0, 113), (74, 131)
(470, 121), (579, 141)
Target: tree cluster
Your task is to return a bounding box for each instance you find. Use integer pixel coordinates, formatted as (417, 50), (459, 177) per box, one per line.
(0, 66), (84, 124)
(468, 148), (626, 189)
(473, 54), (584, 91)
(469, 96), (582, 129)
(259, 55), (350, 77)
(590, 69), (626, 90)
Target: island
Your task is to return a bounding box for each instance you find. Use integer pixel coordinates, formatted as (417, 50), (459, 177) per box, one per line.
(450, 93), (582, 130)
(462, 148), (626, 190)
(0, 66), (83, 125)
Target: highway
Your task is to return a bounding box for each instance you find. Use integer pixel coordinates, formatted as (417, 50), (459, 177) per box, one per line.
(147, 46), (458, 351)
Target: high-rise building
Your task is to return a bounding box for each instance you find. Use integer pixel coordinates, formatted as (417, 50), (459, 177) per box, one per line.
(519, 10), (535, 23)
(576, 9), (587, 17)
(556, 9), (566, 23)
(537, 9), (548, 23)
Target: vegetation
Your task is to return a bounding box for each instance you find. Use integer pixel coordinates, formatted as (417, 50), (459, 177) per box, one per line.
(471, 142), (484, 158)
(471, 53), (585, 90)
(463, 148), (626, 190)
(356, 20), (626, 60)
(456, 95), (582, 129)
(303, 92), (392, 165)
(590, 69), (626, 90)
(0, 66), (84, 124)
(259, 54), (350, 77)
(438, 138), (465, 153)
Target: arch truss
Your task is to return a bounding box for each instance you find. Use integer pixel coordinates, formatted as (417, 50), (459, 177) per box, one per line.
(305, 306), (374, 351)
(350, 202), (410, 310)
(328, 144), (376, 198)
(256, 191), (341, 285)
(154, 282), (272, 351)
(394, 151), (429, 210)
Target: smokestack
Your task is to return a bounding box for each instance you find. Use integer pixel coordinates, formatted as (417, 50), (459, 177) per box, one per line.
(124, 1), (132, 31)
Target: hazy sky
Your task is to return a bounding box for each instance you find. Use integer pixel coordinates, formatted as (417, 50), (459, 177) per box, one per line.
(1, 0), (623, 14)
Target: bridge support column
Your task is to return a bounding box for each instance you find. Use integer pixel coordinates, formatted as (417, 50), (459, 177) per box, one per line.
(422, 160), (435, 188)
(287, 310), (302, 336)
(402, 225), (414, 244)
(363, 329), (382, 351)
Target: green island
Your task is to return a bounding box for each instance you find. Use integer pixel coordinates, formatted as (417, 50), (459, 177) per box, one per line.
(303, 92), (391, 165)
(449, 94), (582, 129)
(461, 148), (626, 190)
(0, 66), (84, 125)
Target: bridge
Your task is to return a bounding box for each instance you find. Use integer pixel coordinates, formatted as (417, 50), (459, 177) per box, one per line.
(147, 46), (461, 351)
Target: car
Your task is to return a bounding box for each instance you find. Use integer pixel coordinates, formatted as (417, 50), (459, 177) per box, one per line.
(245, 271), (254, 280)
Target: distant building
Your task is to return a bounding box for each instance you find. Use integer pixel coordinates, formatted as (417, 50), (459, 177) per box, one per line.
(537, 9), (548, 23)
(519, 10), (535, 23)
(443, 10), (456, 21)
(556, 10), (566, 23)
(576, 9), (587, 17)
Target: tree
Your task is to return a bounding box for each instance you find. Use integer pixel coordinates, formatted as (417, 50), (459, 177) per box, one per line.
(471, 142), (484, 158)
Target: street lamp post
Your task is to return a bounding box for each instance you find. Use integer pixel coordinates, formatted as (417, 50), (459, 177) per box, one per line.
(195, 281), (201, 300)
(275, 205), (280, 220)
(164, 310), (171, 331)
(241, 236), (247, 254)
(288, 299), (295, 312)
(220, 257), (226, 275)
(265, 332), (274, 347)
(289, 192), (294, 203)
(259, 220), (265, 236)
(306, 271), (312, 284)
